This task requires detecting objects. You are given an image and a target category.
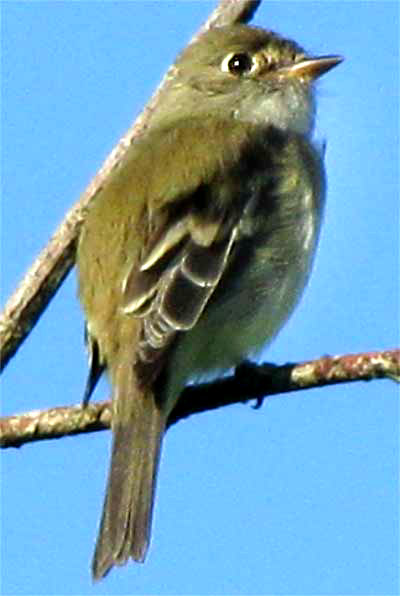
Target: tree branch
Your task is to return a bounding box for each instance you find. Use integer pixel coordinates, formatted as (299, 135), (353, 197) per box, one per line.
(1, 349), (398, 449)
(0, 0), (261, 372)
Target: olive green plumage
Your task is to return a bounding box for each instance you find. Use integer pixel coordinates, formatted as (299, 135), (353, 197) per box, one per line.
(76, 24), (341, 580)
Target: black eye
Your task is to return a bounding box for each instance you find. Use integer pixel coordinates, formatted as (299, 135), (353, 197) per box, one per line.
(226, 53), (253, 75)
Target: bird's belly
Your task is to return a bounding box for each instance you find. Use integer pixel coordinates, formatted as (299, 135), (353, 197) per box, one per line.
(165, 200), (320, 403)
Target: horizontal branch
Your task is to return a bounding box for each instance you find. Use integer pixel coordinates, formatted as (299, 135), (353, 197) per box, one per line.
(0, 0), (261, 372)
(1, 349), (398, 449)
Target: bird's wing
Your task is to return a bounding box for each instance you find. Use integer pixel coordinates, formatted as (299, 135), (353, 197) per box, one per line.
(120, 117), (267, 368)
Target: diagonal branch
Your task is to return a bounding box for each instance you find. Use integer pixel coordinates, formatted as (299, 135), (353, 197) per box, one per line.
(1, 349), (398, 449)
(0, 0), (261, 372)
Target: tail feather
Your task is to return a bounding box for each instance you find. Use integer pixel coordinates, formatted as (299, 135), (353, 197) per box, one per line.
(92, 369), (165, 581)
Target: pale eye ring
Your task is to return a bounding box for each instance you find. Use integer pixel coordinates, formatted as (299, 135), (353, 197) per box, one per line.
(221, 52), (254, 76)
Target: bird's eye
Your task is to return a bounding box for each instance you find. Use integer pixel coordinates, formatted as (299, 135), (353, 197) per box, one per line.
(221, 52), (254, 76)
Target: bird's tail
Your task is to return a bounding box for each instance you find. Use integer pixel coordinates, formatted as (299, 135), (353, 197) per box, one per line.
(92, 360), (166, 581)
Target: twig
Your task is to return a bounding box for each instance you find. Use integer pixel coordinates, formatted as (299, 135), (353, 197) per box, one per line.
(1, 349), (398, 449)
(0, 0), (261, 372)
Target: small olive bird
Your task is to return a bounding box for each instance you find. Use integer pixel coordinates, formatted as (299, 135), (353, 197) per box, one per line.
(76, 24), (342, 580)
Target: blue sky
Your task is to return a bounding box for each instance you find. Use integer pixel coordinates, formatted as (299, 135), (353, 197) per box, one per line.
(1, 2), (399, 594)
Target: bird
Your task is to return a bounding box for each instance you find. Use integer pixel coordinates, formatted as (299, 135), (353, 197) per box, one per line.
(76, 23), (342, 580)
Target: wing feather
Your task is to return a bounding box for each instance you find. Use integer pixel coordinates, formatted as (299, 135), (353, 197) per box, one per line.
(118, 117), (268, 368)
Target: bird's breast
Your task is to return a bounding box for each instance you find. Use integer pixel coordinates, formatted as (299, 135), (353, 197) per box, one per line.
(164, 139), (325, 403)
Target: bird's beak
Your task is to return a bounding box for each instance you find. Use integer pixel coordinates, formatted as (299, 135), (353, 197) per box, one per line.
(279, 55), (343, 81)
